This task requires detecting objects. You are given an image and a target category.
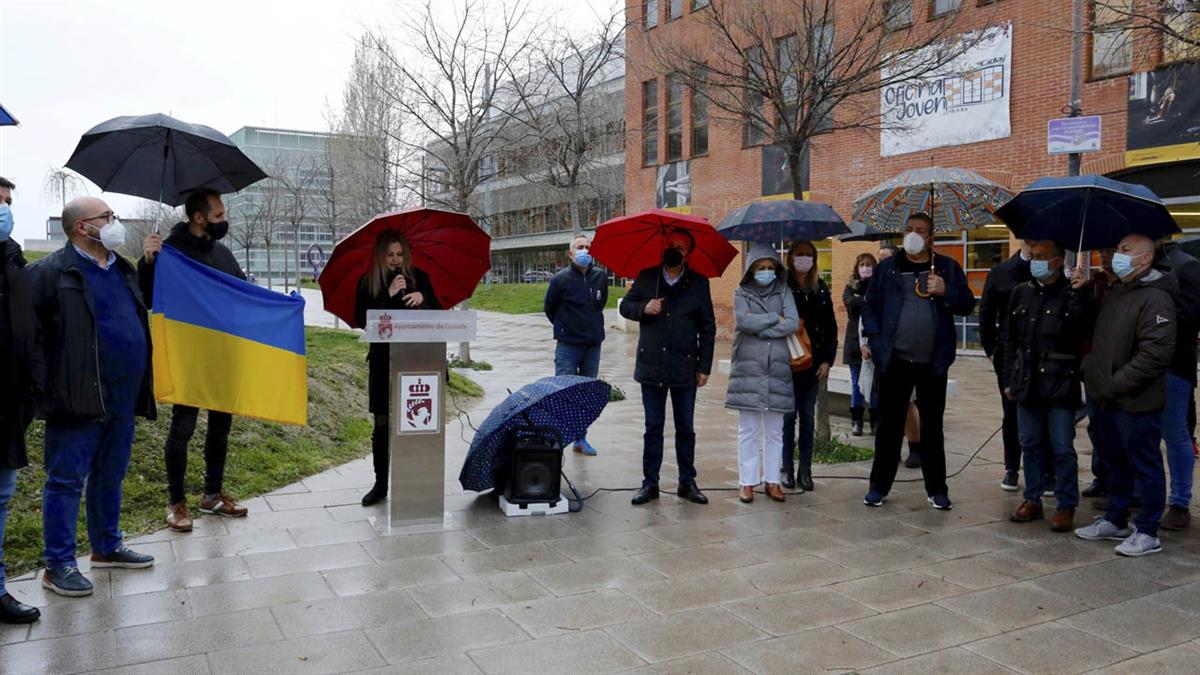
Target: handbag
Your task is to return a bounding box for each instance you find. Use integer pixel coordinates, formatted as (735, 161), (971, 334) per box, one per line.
(787, 319), (814, 372)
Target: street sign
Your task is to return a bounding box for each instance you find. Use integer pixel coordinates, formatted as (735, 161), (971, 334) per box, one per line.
(1048, 116), (1101, 154)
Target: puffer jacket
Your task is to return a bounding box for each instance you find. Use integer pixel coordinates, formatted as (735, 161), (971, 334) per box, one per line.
(1083, 268), (1177, 413)
(725, 243), (800, 413)
(1004, 275), (1093, 408)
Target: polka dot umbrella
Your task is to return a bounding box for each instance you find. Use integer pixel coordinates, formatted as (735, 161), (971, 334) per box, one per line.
(459, 375), (611, 492)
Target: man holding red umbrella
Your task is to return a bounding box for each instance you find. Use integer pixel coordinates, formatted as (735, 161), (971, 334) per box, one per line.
(619, 229), (716, 506)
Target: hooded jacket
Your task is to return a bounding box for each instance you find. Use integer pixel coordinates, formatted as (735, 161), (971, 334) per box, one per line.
(137, 221), (246, 309)
(1083, 268), (1177, 413)
(725, 243), (800, 413)
(0, 239), (42, 468)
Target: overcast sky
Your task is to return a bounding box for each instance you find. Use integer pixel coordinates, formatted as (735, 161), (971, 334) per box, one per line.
(0, 0), (616, 243)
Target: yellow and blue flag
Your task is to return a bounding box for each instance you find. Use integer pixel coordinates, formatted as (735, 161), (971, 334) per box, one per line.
(150, 245), (307, 425)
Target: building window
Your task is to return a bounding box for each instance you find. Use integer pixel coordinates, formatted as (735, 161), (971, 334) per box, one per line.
(644, 0), (659, 28)
(930, 0), (961, 16)
(691, 69), (708, 156)
(1090, 0), (1133, 78)
(691, 0), (709, 9)
(667, 73), (684, 161)
(1163, 3), (1200, 63)
(744, 47), (766, 146)
(776, 34), (799, 129)
(668, 0), (682, 21)
(642, 79), (658, 166)
(885, 0), (912, 30)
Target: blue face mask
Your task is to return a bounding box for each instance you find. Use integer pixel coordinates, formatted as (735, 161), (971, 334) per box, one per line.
(1112, 252), (1137, 279)
(1029, 259), (1055, 281)
(753, 269), (776, 287)
(573, 249), (592, 267)
(0, 204), (12, 241)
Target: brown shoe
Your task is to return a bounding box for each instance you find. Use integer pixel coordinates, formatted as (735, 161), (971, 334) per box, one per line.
(1010, 500), (1044, 523)
(738, 486), (754, 504)
(1161, 505), (1191, 531)
(766, 483), (786, 502)
(1050, 508), (1075, 532)
(166, 501), (193, 532)
(198, 493), (248, 518)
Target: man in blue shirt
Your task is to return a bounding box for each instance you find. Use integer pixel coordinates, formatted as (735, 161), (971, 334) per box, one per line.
(544, 235), (607, 455)
(29, 196), (156, 597)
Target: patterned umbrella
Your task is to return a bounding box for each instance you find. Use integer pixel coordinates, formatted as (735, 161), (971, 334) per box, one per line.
(459, 376), (611, 492)
(852, 167), (1014, 233)
(717, 200), (849, 243)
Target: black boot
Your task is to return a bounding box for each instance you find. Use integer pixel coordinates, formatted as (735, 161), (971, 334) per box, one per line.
(869, 409), (879, 435)
(0, 593), (39, 624)
(363, 415), (389, 506)
(781, 463), (796, 490)
(904, 441), (922, 469)
(851, 407), (864, 437)
(361, 479), (387, 506)
(798, 466), (814, 492)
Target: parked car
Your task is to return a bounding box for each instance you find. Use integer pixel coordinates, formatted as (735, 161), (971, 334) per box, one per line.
(521, 269), (553, 283)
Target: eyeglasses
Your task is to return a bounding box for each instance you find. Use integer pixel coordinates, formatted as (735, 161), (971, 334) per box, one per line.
(81, 211), (118, 225)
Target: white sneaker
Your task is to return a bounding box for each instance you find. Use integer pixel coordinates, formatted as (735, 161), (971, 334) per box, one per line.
(1115, 531), (1162, 557)
(1074, 517), (1133, 541)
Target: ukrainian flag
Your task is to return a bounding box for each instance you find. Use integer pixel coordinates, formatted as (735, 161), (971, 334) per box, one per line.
(151, 245), (307, 425)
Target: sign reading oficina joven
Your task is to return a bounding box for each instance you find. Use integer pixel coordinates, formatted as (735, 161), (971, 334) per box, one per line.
(880, 22), (1013, 157)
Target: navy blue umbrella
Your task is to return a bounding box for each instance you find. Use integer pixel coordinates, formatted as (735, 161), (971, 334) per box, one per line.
(717, 200), (849, 244)
(838, 221), (893, 243)
(996, 175), (1179, 251)
(65, 113), (267, 207)
(0, 102), (18, 126)
(459, 376), (611, 492)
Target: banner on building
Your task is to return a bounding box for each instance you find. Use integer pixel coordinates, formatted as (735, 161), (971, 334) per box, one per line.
(1126, 62), (1200, 167)
(880, 22), (1013, 157)
(655, 160), (692, 209)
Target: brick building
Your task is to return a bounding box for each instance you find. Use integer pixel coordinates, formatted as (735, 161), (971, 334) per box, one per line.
(624, 0), (1200, 350)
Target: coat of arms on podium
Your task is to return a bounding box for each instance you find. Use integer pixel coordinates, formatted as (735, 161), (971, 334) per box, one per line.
(398, 373), (439, 434)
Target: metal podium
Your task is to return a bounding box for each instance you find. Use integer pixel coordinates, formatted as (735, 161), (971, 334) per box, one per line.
(361, 309), (477, 530)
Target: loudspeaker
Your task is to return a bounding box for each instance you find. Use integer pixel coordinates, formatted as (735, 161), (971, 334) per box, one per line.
(503, 427), (563, 506)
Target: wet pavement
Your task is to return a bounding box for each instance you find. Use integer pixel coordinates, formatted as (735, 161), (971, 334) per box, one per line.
(2, 310), (1198, 674)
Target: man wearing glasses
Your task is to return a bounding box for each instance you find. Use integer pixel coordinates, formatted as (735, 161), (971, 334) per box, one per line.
(28, 196), (156, 597)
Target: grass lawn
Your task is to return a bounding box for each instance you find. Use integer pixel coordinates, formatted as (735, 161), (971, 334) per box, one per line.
(4, 326), (479, 577)
(812, 438), (875, 464)
(469, 282), (626, 315)
(22, 250), (49, 263)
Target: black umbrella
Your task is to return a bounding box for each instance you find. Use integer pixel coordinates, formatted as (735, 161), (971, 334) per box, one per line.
(837, 221), (894, 243)
(65, 113), (267, 207)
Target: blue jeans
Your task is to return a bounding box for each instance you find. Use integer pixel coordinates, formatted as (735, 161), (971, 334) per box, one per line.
(1161, 373), (1194, 508)
(782, 375), (819, 471)
(1094, 405), (1165, 537)
(1017, 404), (1079, 509)
(43, 418), (135, 569)
(1083, 399), (1107, 487)
(556, 342), (601, 445)
(0, 468), (16, 595)
(640, 384), (697, 489)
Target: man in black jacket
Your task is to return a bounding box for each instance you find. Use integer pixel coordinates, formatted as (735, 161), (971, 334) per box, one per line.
(544, 235), (607, 456)
(140, 189), (248, 533)
(0, 181), (41, 622)
(30, 196), (157, 597)
(979, 240), (1033, 491)
(1077, 234), (1176, 557)
(1004, 240), (1092, 532)
(619, 229), (716, 506)
(1152, 239), (1200, 531)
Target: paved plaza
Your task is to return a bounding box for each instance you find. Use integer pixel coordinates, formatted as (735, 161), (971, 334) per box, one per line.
(1, 309), (1199, 674)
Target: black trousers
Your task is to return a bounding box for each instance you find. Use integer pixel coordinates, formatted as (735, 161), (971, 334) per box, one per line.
(371, 413), (389, 483)
(870, 358), (948, 497)
(165, 405), (232, 504)
(993, 361), (1022, 472)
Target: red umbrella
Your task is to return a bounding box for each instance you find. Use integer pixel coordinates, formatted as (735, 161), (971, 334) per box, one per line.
(319, 207), (491, 328)
(591, 208), (737, 279)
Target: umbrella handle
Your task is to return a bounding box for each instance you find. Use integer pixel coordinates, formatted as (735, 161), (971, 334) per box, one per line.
(914, 251), (935, 299)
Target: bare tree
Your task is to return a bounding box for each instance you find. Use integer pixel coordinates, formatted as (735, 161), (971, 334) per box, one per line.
(503, 8), (625, 236)
(273, 155), (320, 292)
(122, 202), (181, 260)
(1090, 1), (1200, 63)
(231, 186), (280, 287)
(42, 167), (85, 211)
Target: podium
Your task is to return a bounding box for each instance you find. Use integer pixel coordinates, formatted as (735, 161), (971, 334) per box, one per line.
(361, 309), (477, 530)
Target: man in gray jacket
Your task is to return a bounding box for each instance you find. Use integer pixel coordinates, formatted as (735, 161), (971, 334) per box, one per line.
(1077, 234), (1177, 557)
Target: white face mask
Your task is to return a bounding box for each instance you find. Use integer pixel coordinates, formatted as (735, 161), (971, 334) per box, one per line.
(903, 231), (926, 256)
(88, 218), (126, 251)
(858, 265), (874, 279)
(792, 256), (814, 273)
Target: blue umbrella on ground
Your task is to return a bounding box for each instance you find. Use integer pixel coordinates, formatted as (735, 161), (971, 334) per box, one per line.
(995, 175), (1179, 251)
(0, 102), (18, 126)
(717, 200), (849, 244)
(459, 376), (611, 492)
(65, 113), (267, 207)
